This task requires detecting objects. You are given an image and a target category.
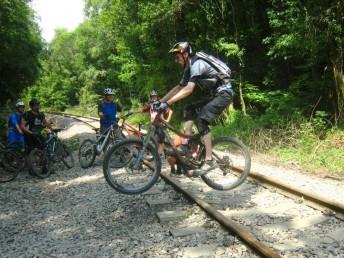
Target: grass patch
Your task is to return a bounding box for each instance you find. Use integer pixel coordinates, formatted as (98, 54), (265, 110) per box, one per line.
(212, 110), (344, 176)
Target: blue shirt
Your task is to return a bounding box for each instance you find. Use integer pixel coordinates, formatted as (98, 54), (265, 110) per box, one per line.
(8, 112), (22, 135)
(98, 101), (122, 128)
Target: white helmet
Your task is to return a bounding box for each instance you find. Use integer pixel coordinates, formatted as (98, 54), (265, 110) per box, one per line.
(150, 90), (158, 96)
(15, 101), (25, 108)
(104, 88), (115, 95)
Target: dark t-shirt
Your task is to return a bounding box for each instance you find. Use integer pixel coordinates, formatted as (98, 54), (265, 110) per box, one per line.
(23, 111), (45, 133)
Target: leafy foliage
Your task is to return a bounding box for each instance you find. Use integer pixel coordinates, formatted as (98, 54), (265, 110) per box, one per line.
(0, 0), (339, 173)
(0, 0), (42, 104)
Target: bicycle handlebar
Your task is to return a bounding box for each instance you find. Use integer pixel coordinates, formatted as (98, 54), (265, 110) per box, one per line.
(120, 111), (141, 120)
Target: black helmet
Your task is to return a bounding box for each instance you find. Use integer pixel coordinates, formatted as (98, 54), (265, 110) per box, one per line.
(169, 41), (192, 55)
(150, 90), (158, 96)
(29, 98), (40, 107)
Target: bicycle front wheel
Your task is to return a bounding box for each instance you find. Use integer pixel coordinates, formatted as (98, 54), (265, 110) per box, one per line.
(78, 139), (96, 168)
(56, 141), (74, 169)
(103, 139), (161, 194)
(201, 137), (251, 191)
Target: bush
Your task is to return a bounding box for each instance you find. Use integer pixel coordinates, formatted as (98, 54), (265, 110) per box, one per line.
(212, 105), (343, 174)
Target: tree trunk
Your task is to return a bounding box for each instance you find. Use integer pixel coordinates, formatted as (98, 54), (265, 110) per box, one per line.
(332, 61), (344, 123)
(239, 74), (247, 116)
(332, 0), (344, 124)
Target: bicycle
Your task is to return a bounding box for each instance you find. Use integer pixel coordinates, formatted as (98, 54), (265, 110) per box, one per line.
(79, 112), (156, 169)
(28, 129), (75, 178)
(103, 109), (251, 194)
(0, 142), (26, 183)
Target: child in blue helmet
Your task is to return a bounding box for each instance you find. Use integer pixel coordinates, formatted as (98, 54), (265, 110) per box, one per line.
(98, 88), (123, 134)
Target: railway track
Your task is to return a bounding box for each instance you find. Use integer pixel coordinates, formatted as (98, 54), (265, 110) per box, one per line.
(52, 112), (344, 257)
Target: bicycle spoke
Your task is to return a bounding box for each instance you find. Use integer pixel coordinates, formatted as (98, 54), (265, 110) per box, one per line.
(201, 137), (251, 191)
(103, 139), (161, 194)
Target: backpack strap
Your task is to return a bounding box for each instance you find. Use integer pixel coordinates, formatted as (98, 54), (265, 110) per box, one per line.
(194, 52), (231, 80)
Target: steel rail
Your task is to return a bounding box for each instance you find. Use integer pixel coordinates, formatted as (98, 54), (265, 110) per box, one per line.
(51, 112), (344, 217)
(161, 172), (282, 258)
(46, 112), (99, 129)
(51, 112), (344, 255)
(237, 168), (344, 220)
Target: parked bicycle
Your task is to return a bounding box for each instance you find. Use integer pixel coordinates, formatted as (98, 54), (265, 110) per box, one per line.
(103, 109), (251, 194)
(28, 129), (74, 178)
(78, 112), (156, 168)
(0, 142), (26, 183)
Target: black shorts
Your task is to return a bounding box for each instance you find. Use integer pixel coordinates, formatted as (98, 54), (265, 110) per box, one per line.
(153, 126), (165, 144)
(183, 91), (232, 124)
(24, 134), (42, 153)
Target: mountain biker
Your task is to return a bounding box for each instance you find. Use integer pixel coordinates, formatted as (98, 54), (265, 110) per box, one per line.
(158, 41), (233, 176)
(98, 88), (123, 134)
(141, 90), (173, 164)
(21, 98), (52, 152)
(7, 101), (26, 150)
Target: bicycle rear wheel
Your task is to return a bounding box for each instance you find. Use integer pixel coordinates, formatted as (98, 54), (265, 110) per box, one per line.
(103, 139), (161, 194)
(78, 139), (96, 168)
(28, 148), (52, 178)
(201, 137), (251, 190)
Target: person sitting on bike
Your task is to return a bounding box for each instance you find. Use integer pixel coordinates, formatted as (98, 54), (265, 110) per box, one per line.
(98, 88), (123, 134)
(141, 90), (173, 164)
(21, 98), (52, 152)
(7, 101), (26, 151)
(158, 41), (233, 176)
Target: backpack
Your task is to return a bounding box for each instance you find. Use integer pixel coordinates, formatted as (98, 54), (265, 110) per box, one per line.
(195, 51), (231, 80)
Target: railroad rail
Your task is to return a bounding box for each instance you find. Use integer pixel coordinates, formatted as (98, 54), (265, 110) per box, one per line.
(52, 112), (344, 258)
(48, 111), (344, 219)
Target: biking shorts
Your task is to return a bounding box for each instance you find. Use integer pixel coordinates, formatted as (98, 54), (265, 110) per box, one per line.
(24, 134), (41, 153)
(154, 126), (165, 144)
(184, 91), (232, 134)
(7, 133), (24, 148)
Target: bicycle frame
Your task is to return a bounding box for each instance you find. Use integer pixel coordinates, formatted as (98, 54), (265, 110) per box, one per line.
(119, 116), (143, 139)
(140, 113), (204, 170)
(94, 123), (119, 153)
(36, 132), (58, 160)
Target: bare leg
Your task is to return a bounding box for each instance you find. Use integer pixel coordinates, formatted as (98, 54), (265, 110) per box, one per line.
(203, 132), (212, 160)
(158, 143), (164, 155)
(184, 120), (193, 135)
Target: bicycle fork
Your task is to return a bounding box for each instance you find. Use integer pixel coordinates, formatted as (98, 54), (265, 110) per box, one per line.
(132, 125), (156, 169)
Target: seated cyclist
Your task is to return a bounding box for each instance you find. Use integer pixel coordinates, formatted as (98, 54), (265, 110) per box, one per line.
(21, 98), (52, 152)
(141, 90), (173, 164)
(98, 88), (123, 134)
(7, 101), (26, 150)
(158, 42), (233, 176)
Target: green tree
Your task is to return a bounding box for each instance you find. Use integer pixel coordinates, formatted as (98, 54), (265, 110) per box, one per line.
(0, 0), (42, 103)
